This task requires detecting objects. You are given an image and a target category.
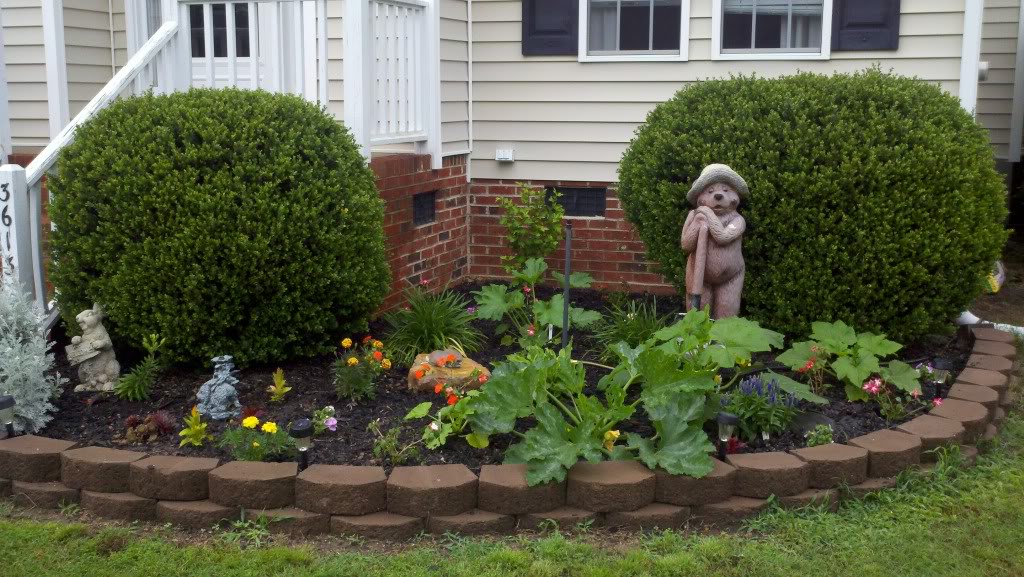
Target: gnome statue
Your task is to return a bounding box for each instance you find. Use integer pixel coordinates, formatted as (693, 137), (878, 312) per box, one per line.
(196, 355), (243, 420)
(680, 164), (748, 319)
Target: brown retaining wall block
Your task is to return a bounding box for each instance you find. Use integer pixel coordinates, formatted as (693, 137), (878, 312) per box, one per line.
(331, 511), (424, 541)
(208, 462), (297, 509)
(966, 354), (1013, 375)
(946, 384), (999, 418)
(478, 464), (565, 515)
(972, 340), (1017, 359)
(80, 490), (156, 521)
(848, 430), (922, 478)
(61, 447), (146, 493)
(845, 477), (897, 499)
(930, 399), (990, 441)
(257, 508), (331, 537)
(692, 496), (768, 528)
(779, 488), (838, 512)
(156, 500), (238, 529)
(982, 424), (999, 443)
(972, 327), (1016, 343)
(0, 435), (77, 482)
(655, 458), (735, 506)
(1001, 390), (1016, 408)
(955, 368), (1009, 397)
(295, 465), (386, 516)
(129, 456), (220, 501)
(605, 503), (690, 530)
(789, 444), (868, 489)
(896, 415), (966, 462)
(427, 509), (516, 535)
(993, 407), (1007, 426)
(0, 478), (10, 498)
(727, 452), (809, 498)
(11, 480), (79, 509)
(518, 506), (601, 531)
(566, 461), (656, 512)
(387, 464), (477, 517)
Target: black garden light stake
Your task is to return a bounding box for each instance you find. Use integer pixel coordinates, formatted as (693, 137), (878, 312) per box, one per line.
(290, 418), (313, 471)
(0, 395), (15, 438)
(561, 222), (573, 349)
(931, 357), (954, 399)
(716, 412), (740, 461)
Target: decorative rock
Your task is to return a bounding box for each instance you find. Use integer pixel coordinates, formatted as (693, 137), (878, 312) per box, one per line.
(387, 464), (477, 517)
(0, 478), (10, 498)
(61, 447), (146, 493)
(959, 445), (979, 467)
(930, 399), (990, 441)
(518, 506), (601, 531)
(129, 456), (220, 501)
(848, 430), (922, 478)
(605, 503), (690, 530)
(407, 352), (490, 393)
(478, 464), (565, 515)
(896, 415), (966, 462)
(196, 355), (243, 420)
(790, 444), (869, 489)
(256, 508), (330, 537)
(972, 340), (1017, 359)
(946, 384), (999, 417)
(0, 435), (77, 482)
(566, 461), (656, 512)
(972, 327), (1015, 343)
(331, 512), (424, 541)
(81, 490), (156, 521)
(966, 354), (1013, 375)
(428, 509), (516, 535)
(955, 368), (1009, 396)
(11, 481), (79, 509)
(726, 452), (809, 498)
(67, 304), (120, 393)
(156, 500), (238, 529)
(692, 496), (768, 527)
(209, 461), (297, 509)
(845, 477), (897, 499)
(295, 465), (386, 515)
(778, 488), (838, 512)
(655, 458), (735, 506)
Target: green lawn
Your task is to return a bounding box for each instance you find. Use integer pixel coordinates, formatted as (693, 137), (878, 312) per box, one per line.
(2, 411), (1024, 577)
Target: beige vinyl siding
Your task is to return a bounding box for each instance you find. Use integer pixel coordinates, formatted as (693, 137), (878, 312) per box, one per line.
(978, 0), (1020, 160)
(441, 0), (470, 156)
(63, 0), (115, 119)
(326, 0), (344, 122)
(471, 0), (967, 182)
(112, 0), (126, 69)
(3, 0), (48, 149)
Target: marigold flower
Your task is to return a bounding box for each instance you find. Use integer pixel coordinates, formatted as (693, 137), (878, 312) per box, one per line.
(362, 335), (373, 344)
(372, 340), (384, 349)
(347, 357), (359, 367)
(373, 350), (384, 361)
(341, 338), (353, 349)
(261, 422), (278, 434)
(381, 359), (392, 369)
(434, 383), (444, 394)
(436, 359), (446, 367)
(933, 398), (944, 407)
(415, 370), (425, 379)
(447, 354), (456, 362)
(447, 395), (458, 406)
(242, 416), (260, 429)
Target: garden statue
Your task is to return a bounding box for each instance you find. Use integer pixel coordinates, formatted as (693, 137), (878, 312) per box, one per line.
(681, 164), (748, 319)
(67, 304), (120, 392)
(196, 355), (242, 420)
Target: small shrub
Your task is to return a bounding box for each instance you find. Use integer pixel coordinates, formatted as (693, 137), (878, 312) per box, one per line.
(0, 279), (66, 432)
(383, 288), (484, 366)
(266, 368), (291, 403)
(115, 333), (166, 402)
(721, 375), (799, 443)
(334, 337), (389, 401)
(178, 406), (212, 448)
(618, 69), (1009, 340)
(119, 411), (175, 445)
(499, 183), (564, 271)
(592, 299), (673, 362)
(804, 424), (834, 447)
(218, 416), (294, 461)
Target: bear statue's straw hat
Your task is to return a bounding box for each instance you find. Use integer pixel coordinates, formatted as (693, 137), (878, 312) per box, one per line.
(686, 164), (749, 205)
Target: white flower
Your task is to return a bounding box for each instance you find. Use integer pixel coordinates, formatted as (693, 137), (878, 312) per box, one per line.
(429, 422), (440, 431)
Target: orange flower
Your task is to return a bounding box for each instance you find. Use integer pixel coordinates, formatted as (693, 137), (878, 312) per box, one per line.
(415, 370), (425, 379)
(373, 350), (383, 361)
(446, 395), (458, 406)
(478, 374), (489, 384)
(435, 359), (446, 367)
(446, 354), (456, 362)
(362, 335), (373, 344)
(434, 383), (444, 394)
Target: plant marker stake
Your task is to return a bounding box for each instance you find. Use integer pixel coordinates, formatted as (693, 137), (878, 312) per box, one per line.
(562, 222), (573, 349)
(0, 395), (15, 438)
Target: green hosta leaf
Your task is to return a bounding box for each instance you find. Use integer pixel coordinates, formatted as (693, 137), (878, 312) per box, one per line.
(404, 402), (432, 421)
(465, 433), (490, 449)
(776, 341), (817, 370)
(551, 270), (594, 289)
(472, 284), (522, 321)
(513, 257), (548, 286)
(810, 321), (857, 354)
(569, 307), (602, 327)
(881, 360), (921, 394)
(637, 348), (717, 406)
(832, 349), (880, 388)
(856, 332), (902, 358)
(763, 370), (827, 404)
(643, 388), (708, 425)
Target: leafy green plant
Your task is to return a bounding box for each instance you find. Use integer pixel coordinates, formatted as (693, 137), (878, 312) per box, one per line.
(805, 424), (834, 447)
(334, 337), (389, 402)
(404, 379), (485, 450)
(312, 405), (337, 436)
(472, 258), (601, 347)
(218, 416), (295, 462)
(115, 334), (166, 402)
(721, 375), (799, 443)
(383, 287), (484, 366)
(499, 183), (565, 272)
(266, 368), (291, 403)
(592, 299), (673, 362)
(220, 510), (275, 548)
(367, 419), (422, 465)
(618, 69), (1009, 341)
(178, 406), (212, 448)
(49, 88), (390, 365)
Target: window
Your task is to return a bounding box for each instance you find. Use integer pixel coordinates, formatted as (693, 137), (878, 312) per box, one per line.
(412, 191), (437, 226)
(189, 4), (251, 58)
(580, 0), (690, 62)
(547, 187), (607, 217)
(714, 0), (833, 60)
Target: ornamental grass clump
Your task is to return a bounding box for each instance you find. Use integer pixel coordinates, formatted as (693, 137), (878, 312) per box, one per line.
(383, 287), (484, 366)
(618, 69), (1009, 341)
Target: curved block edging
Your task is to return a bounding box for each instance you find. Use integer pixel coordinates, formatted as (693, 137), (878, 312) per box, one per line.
(0, 328), (1014, 537)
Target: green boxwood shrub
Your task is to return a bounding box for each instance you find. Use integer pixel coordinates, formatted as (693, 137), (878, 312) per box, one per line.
(49, 89), (390, 365)
(618, 70), (1009, 340)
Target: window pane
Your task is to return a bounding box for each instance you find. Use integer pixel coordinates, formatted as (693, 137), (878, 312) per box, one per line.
(235, 4), (251, 57)
(789, 0), (823, 49)
(619, 1), (650, 51)
(589, 0), (618, 51)
(722, 0), (752, 49)
(722, 0), (823, 51)
(652, 0), (681, 50)
(754, 12), (784, 48)
(189, 5), (205, 58)
(213, 4), (227, 58)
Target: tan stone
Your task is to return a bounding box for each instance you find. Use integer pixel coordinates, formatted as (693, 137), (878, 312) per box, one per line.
(407, 353), (491, 393)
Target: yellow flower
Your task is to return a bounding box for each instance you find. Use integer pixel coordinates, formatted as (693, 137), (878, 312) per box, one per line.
(261, 422), (278, 434)
(341, 338), (353, 349)
(252, 442), (260, 448)
(381, 358), (392, 369)
(737, 357), (751, 368)
(347, 357), (359, 367)
(603, 429), (621, 451)
(242, 416), (260, 429)
(372, 340), (384, 349)
(713, 374), (722, 385)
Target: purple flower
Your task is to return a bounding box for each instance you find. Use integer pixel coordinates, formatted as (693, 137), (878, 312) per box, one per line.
(467, 306), (477, 314)
(325, 417), (338, 432)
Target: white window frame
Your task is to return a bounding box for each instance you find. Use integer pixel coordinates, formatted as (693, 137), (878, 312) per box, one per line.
(578, 0), (691, 62)
(711, 0), (833, 61)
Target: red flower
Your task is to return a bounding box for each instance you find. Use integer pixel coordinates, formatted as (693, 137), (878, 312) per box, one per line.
(447, 395), (458, 406)
(435, 359), (446, 367)
(434, 383), (444, 394)
(797, 358), (816, 374)
(478, 374), (489, 384)
(415, 370), (425, 380)
(373, 350), (383, 361)
(446, 354), (456, 363)
(362, 335), (373, 344)
(523, 285), (532, 293)
(726, 437), (746, 454)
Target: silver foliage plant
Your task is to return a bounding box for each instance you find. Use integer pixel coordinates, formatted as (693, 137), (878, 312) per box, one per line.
(0, 276), (66, 432)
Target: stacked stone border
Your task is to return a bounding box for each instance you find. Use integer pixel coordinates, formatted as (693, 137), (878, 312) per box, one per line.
(0, 327), (1018, 540)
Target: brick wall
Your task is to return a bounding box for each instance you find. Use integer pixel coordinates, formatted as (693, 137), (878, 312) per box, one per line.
(467, 179), (675, 294)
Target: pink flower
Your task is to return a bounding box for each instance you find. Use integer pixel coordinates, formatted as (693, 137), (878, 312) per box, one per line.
(467, 306), (477, 314)
(419, 278), (431, 286)
(324, 417), (338, 432)
(862, 377), (882, 395)
(932, 398), (944, 408)
(527, 325), (536, 336)
(523, 285), (532, 294)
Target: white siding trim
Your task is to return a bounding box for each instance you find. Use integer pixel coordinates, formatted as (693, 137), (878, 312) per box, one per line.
(42, 0), (70, 139)
(578, 0), (691, 62)
(711, 0), (833, 61)
(959, 0), (984, 113)
(1010, 0), (1024, 160)
(468, 0), (474, 178)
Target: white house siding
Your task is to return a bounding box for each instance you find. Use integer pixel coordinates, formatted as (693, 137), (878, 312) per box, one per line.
(63, 0), (116, 119)
(978, 0), (1020, 161)
(471, 0), (968, 182)
(2, 0), (48, 149)
(327, 0), (344, 121)
(441, 0), (470, 156)
(112, 0), (126, 69)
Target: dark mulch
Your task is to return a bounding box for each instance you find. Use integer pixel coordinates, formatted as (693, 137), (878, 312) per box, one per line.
(38, 281), (973, 470)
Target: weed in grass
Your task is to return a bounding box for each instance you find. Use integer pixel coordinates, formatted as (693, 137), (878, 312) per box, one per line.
(53, 523), (89, 542)
(220, 510), (276, 548)
(91, 528), (132, 557)
(58, 500), (81, 517)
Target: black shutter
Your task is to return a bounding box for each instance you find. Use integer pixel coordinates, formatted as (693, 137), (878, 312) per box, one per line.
(522, 0), (578, 56)
(832, 0), (900, 51)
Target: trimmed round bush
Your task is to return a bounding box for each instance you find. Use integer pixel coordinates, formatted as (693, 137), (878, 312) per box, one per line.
(618, 70), (1009, 340)
(49, 89), (390, 365)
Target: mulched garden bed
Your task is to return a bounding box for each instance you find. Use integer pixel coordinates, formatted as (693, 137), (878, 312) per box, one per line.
(38, 282), (973, 472)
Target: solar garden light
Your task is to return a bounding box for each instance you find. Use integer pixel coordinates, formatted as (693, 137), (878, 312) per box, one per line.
(290, 418), (313, 471)
(716, 412), (740, 461)
(0, 395), (15, 438)
(931, 357), (955, 398)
